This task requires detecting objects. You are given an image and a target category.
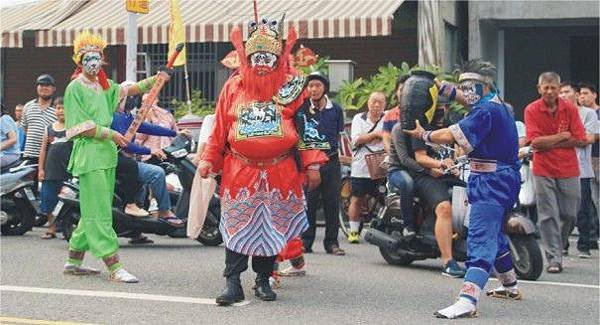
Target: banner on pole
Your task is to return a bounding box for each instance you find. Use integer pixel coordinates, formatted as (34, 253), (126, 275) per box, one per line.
(168, 0), (187, 67)
(126, 0), (149, 14)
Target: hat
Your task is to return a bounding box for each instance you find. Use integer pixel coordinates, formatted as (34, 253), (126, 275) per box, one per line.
(36, 74), (55, 86)
(307, 71), (330, 93)
(72, 30), (107, 64)
(245, 16), (284, 57)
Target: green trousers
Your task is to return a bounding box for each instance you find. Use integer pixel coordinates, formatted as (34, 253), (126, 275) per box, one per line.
(69, 168), (119, 261)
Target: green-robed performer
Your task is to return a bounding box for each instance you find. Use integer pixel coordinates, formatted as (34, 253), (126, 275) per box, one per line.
(63, 31), (168, 282)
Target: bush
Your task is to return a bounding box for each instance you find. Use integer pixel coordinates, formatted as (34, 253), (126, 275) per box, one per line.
(335, 62), (467, 116)
(171, 90), (215, 119)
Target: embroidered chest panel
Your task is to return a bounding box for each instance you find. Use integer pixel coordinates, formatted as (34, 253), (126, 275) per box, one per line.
(235, 101), (283, 140)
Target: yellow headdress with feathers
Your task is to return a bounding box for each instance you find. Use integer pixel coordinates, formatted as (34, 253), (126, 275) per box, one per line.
(72, 31), (107, 64)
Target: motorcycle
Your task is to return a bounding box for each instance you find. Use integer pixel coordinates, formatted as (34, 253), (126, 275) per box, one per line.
(0, 160), (38, 235)
(58, 135), (222, 246)
(364, 156), (544, 281)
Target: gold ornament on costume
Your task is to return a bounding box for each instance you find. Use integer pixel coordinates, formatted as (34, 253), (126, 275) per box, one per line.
(72, 31), (107, 64)
(245, 16), (284, 57)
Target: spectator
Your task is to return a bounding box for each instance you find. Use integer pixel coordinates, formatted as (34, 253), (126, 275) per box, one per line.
(525, 72), (587, 273)
(382, 74), (410, 153)
(111, 97), (186, 227)
(559, 81), (598, 258)
(385, 75), (418, 236)
(22, 74), (57, 166)
(38, 97), (72, 239)
(300, 72), (346, 255)
(1, 103), (20, 168)
(195, 114), (215, 157)
(578, 81), (600, 249)
(14, 104), (26, 152)
(347, 91), (385, 244)
(137, 94), (178, 163)
(409, 105), (466, 278)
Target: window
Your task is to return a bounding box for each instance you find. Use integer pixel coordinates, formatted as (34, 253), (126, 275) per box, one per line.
(444, 22), (458, 70)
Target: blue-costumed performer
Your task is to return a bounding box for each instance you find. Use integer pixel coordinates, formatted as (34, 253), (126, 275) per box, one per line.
(405, 59), (522, 319)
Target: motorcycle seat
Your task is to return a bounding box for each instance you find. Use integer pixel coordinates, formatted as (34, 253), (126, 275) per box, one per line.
(0, 159), (23, 173)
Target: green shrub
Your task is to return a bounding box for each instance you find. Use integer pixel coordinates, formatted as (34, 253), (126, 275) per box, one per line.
(171, 90), (215, 119)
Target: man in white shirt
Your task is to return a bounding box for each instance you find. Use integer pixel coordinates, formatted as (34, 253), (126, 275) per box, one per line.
(347, 92), (385, 243)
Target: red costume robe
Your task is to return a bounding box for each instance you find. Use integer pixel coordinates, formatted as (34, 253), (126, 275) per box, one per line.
(201, 73), (327, 256)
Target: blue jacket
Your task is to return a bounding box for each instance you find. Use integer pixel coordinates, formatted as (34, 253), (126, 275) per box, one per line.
(111, 111), (176, 155)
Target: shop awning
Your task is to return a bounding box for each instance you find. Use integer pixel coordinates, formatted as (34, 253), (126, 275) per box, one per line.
(2, 0), (404, 48)
(1, 0), (88, 47)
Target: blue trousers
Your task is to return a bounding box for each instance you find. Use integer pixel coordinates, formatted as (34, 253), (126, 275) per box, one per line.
(387, 169), (415, 229)
(464, 167), (520, 290)
(136, 162), (171, 211)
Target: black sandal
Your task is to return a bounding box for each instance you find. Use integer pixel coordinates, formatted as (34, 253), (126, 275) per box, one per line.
(326, 245), (346, 256)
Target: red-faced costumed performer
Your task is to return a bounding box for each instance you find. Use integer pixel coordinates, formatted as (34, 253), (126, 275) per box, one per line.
(198, 16), (328, 305)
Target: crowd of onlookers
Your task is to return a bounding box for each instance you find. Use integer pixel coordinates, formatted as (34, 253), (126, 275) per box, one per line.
(2, 70), (598, 276)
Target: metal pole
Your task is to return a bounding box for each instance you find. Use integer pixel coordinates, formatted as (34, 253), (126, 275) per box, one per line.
(184, 63), (192, 114)
(126, 12), (138, 82)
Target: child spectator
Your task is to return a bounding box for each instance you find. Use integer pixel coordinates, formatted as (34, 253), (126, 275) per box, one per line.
(38, 97), (72, 239)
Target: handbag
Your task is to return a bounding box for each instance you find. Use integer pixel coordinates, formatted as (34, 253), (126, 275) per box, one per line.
(365, 150), (387, 179)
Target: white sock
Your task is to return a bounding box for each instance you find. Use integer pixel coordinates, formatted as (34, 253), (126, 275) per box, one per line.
(496, 269), (518, 290)
(349, 221), (360, 232)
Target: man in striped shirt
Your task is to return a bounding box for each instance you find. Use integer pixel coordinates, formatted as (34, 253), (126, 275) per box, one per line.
(22, 74), (57, 166)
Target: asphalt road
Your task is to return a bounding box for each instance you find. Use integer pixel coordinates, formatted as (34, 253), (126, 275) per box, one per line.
(1, 227), (598, 325)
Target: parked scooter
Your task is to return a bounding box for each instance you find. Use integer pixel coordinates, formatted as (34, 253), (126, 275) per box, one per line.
(365, 156), (544, 280)
(57, 135), (222, 246)
(0, 161), (38, 235)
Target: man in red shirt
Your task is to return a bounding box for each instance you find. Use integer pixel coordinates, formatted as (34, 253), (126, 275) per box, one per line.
(525, 72), (587, 273)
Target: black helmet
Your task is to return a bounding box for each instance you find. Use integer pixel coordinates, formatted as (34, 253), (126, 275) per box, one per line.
(36, 74), (55, 86)
(307, 71), (330, 93)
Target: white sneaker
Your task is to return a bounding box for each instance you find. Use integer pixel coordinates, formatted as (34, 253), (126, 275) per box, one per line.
(278, 266), (306, 277)
(110, 268), (139, 283)
(434, 299), (477, 319)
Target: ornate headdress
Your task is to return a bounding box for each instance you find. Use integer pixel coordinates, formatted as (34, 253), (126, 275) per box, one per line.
(71, 31), (109, 90)
(245, 15), (285, 57)
(72, 31), (107, 64)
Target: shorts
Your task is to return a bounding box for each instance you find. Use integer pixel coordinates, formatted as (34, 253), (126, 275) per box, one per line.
(350, 177), (378, 197)
(40, 180), (61, 214)
(413, 174), (462, 209)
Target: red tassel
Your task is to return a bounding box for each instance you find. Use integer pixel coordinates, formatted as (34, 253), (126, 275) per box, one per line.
(97, 68), (110, 90)
(70, 66), (82, 80)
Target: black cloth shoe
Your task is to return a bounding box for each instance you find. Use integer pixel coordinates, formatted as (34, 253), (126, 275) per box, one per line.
(254, 274), (277, 301)
(216, 274), (244, 306)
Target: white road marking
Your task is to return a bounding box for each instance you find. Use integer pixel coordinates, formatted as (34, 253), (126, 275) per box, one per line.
(0, 316), (96, 325)
(489, 278), (599, 289)
(0, 286), (250, 307)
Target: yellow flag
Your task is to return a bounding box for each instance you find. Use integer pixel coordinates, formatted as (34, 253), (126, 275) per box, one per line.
(168, 0), (186, 66)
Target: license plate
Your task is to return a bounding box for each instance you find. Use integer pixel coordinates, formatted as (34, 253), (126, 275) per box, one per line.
(24, 188), (36, 201)
(52, 201), (64, 216)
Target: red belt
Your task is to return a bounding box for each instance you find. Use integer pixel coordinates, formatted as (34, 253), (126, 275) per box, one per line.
(228, 149), (292, 168)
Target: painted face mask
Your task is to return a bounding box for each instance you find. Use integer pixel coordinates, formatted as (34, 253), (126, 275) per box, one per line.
(82, 52), (102, 75)
(457, 79), (484, 106)
(249, 51), (278, 75)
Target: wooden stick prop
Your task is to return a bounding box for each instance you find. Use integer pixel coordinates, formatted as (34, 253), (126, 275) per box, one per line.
(124, 43), (184, 142)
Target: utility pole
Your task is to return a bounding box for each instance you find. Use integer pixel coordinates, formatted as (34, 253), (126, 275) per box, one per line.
(126, 12), (138, 82)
